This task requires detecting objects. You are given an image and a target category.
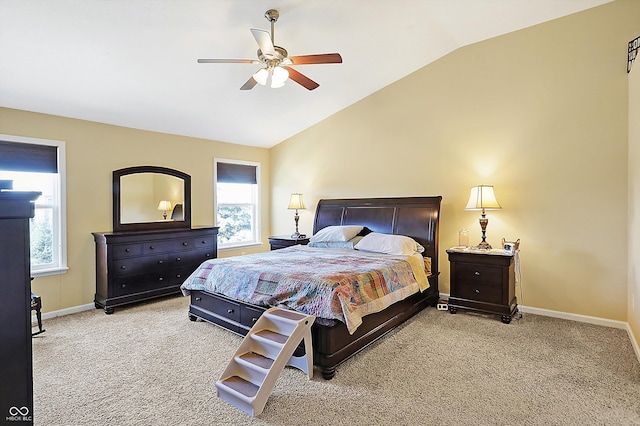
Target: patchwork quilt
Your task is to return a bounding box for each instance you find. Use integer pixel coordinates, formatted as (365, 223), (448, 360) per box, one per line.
(180, 245), (429, 334)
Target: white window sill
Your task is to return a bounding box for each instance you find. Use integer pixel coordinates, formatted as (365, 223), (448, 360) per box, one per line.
(31, 266), (69, 277)
(218, 242), (264, 252)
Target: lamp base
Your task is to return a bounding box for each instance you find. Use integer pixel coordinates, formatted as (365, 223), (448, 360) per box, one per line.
(476, 241), (492, 250)
(291, 232), (302, 239)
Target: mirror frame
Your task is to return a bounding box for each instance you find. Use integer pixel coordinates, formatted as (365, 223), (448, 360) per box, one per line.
(113, 166), (191, 232)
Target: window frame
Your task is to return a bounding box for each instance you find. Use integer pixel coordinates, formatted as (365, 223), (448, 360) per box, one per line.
(214, 158), (261, 251)
(0, 134), (68, 276)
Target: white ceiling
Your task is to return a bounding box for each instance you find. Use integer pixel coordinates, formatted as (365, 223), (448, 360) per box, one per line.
(0, 0), (612, 148)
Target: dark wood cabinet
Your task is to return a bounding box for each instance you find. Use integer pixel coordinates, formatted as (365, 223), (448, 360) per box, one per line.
(446, 249), (517, 323)
(268, 235), (310, 250)
(93, 227), (218, 314)
(0, 191), (40, 425)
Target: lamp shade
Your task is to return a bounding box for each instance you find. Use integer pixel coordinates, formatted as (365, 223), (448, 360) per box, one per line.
(157, 200), (172, 211)
(287, 193), (305, 210)
(253, 68), (269, 86)
(465, 185), (501, 210)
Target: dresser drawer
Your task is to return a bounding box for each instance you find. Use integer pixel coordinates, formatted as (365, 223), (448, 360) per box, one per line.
(112, 243), (142, 259)
(171, 266), (197, 284)
(111, 273), (176, 297)
(191, 293), (241, 323)
(113, 254), (169, 277)
(193, 235), (216, 249)
(143, 239), (192, 254)
(454, 263), (503, 286)
(456, 282), (502, 304)
(169, 250), (214, 268)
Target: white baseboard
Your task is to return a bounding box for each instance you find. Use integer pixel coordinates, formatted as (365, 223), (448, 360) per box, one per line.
(627, 323), (640, 363)
(32, 303), (95, 323)
(34, 297), (640, 364)
(518, 304), (628, 329)
(439, 293), (640, 364)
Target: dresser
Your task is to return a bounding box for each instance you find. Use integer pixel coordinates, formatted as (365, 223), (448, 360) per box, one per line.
(93, 227), (218, 314)
(0, 191), (40, 424)
(446, 249), (517, 323)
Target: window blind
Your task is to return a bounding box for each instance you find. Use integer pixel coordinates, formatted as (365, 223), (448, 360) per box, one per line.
(217, 162), (257, 184)
(0, 140), (58, 173)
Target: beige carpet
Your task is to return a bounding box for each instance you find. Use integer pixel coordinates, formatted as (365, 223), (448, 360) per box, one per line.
(32, 296), (640, 425)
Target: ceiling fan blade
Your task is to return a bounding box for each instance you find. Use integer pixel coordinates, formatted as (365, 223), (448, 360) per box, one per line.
(240, 76), (258, 90)
(250, 28), (277, 58)
(283, 66), (319, 91)
(197, 59), (258, 64)
(289, 53), (343, 65)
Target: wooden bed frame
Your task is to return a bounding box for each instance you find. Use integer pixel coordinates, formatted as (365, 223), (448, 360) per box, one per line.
(187, 196), (442, 379)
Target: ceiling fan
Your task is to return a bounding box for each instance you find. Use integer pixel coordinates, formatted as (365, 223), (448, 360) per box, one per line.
(197, 9), (342, 91)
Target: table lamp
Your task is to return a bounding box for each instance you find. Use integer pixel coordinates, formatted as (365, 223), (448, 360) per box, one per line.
(157, 200), (172, 220)
(287, 193), (305, 239)
(465, 185), (501, 249)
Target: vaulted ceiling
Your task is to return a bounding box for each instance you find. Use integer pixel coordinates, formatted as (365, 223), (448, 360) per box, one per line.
(0, 0), (612, 148)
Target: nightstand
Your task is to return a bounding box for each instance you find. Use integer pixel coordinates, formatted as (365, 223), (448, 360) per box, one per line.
(268, 235), (310, 250)
(446, 248), (517, 323)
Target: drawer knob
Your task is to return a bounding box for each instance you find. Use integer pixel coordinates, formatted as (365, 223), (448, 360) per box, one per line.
(176, 274), (182, 278)
(206, 253), (211, 257)
(475, 289), (480, 293)
(176, 257), (181, 262)
(158, 260), (163, 264)
(120, 265), (126, 269)
(252, 317), (258, 323)
(474, 271), (480, 276)
(195, 297), (202, 301)
(183, 242), (188, 246)
(149, 245), (154, 250)
(158, 277), (164, 281)
(201, 240), (206, 244)
(125, 248), (130, 252)
(121, 283), (127, 288)
(227, 309), (234, 314)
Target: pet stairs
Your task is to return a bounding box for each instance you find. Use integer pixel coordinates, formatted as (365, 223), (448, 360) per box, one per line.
(215, 307), (315, 417)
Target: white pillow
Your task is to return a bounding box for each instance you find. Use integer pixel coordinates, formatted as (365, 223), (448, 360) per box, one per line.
(354, 232), (425, 255)
(310, 225), (363, 243)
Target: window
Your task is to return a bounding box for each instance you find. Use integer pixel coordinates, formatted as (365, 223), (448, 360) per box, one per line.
(0, 135), (67, 276)
(214, 159), (260, 249)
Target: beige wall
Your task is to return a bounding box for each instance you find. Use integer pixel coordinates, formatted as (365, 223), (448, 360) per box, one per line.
(271, 1), (639, 322)
(630, 53), (640, 343)
(0, 108), (271, 313)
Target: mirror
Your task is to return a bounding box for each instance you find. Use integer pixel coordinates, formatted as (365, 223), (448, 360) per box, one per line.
(113, 166), (191, 232)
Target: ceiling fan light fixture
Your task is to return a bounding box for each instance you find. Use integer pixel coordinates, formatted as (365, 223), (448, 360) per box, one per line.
(253, 68), (269, 85)
(253, 66), (289, 88)
(270, 66), (289, 88)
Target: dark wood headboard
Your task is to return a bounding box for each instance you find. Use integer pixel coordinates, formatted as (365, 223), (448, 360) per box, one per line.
(313, 196), (442, 277)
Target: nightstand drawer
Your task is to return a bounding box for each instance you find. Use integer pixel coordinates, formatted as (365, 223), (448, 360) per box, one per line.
(455, 263), (502, 285)
(457, 282), (502, 304)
